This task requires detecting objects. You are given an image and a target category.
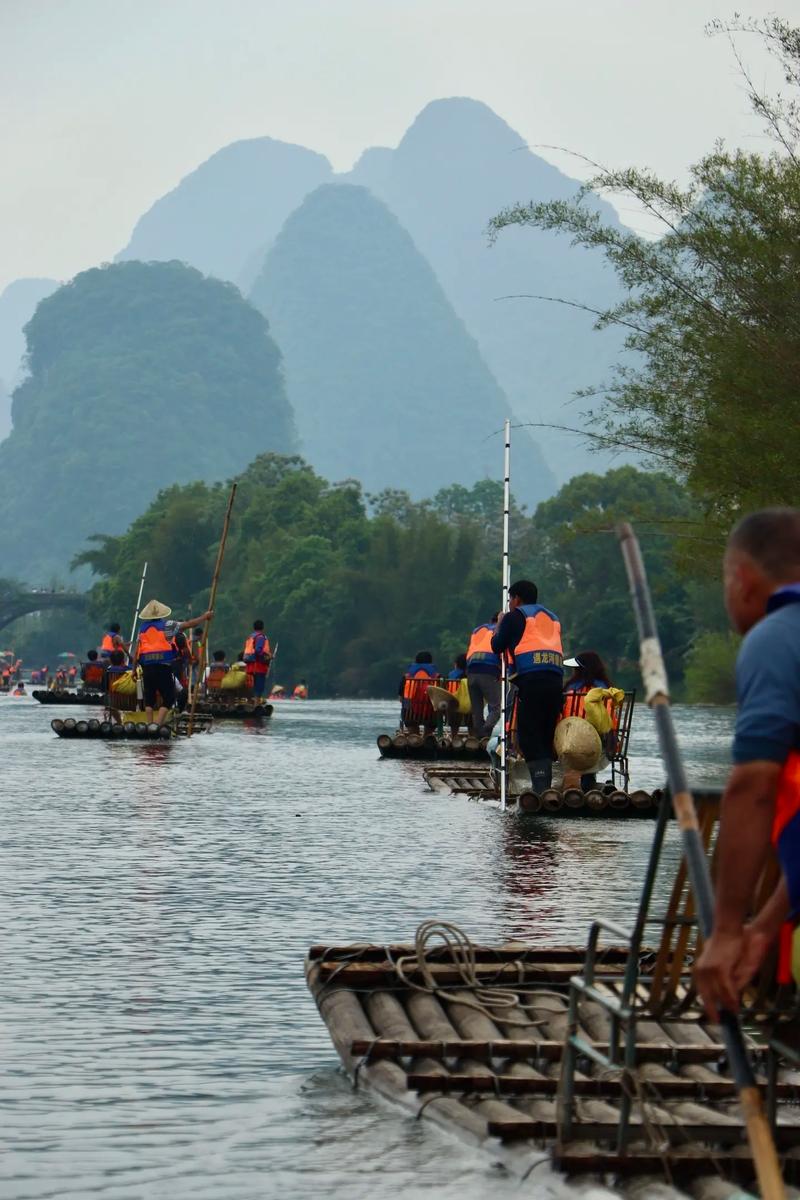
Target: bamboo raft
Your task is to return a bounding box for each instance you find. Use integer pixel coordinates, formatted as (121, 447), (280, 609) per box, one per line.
(377, 732), (488, 761)
(195, 698), (274, 720)
(423, 764), (661, 817)
(307, 924), (800, 1190)
(33, 688), (104, 706)
(50, 712), (214, 739)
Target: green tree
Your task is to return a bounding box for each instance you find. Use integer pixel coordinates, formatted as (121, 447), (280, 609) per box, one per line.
(683, 630), (740, 705)
(523, 467), (698, 687)
(0, 260), (296, 582)
(489, 18), (800, 549)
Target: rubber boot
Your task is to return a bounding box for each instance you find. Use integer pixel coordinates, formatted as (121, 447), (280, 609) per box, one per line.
(527, 758), (552, 793)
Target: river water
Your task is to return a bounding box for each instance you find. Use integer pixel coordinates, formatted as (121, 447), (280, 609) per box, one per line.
(1, 696), (735, 1200)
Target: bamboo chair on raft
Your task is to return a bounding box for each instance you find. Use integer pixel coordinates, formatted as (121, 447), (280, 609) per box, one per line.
(560, 788), (800, 1151)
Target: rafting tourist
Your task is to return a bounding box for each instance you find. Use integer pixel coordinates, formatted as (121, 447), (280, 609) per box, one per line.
(134, 600), (213, 726)
(12, 682), (26, 696)
(400, 651), (440, 734)
(693, 508), (800, 1019)
(243, 620), (272, 699)
(466, 613), (502, 741)
(80, 649), (106, 691)
(99, 622), (128, 661)
(293, 680), (309, 699)
(492, 580), (563, 794)
(205, 650), (229, 691)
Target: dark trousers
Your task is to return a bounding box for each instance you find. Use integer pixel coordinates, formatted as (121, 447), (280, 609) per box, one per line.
(514, 670), (563, 764)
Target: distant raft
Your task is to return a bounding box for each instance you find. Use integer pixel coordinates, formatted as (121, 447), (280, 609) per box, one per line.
(33, 689), (104, 706)
(377, 732), (488, 761)
(50, 712), (214, 740)
(195, 698), (273, 720)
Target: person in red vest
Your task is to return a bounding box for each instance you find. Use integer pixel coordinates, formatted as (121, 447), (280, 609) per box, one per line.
(695, 509), (800, 1018)
(134, 599), (212, 725)
(399, 652), (441, 734)
(491, 580), (563, 794)
(243, 620), (272, 698)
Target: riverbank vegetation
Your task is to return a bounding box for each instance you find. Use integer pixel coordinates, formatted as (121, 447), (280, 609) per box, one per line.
(62, 454), (702, 696)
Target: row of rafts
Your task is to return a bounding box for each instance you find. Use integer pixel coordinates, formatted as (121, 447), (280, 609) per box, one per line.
(51, 718), (172, 740)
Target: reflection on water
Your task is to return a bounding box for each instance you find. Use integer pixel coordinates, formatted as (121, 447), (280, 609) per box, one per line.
(0, 695), (734, 1198)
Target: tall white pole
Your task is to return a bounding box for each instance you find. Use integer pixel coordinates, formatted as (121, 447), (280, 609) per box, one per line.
(128, 561), (148, 651)
(500, 420), (511, 813)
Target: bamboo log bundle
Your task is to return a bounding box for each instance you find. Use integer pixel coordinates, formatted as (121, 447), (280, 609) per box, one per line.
(541, 788), (564, 812)
(630, 789), (654, 811)
(518, 791), (542, 813)
(377, 734), (392, 751)
(563, 787), (585, 808)
(609, 790), (631, 810)
(584, 789), (608, 811)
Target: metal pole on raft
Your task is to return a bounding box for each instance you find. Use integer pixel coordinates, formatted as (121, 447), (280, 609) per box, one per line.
(500, 419), (511, 813)
(618, 521), (785, 1200)
(187, 482), (237, 737)
(128, 561), (148, 655)
(129, 561), (148, 711)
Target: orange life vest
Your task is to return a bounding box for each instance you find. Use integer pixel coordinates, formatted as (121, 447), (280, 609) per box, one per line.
(293, 684), (308, 699)
(511, 604), (563, 675)
(136, 620), (176, 664)
(206, 662), (228, 688)
(100, 632), (117, 656)
(466, 624), (501, 672)
(244, 633), (272, 673)
(561, 687), (620, 727)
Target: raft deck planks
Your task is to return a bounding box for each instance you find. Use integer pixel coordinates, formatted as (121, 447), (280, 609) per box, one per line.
(307, 939), (800, 1189)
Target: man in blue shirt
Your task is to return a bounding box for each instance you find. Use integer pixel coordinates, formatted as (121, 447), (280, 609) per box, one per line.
(695, 508), (800, 1019)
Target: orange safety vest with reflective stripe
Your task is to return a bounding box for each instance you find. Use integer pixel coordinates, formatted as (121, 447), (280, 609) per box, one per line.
(511, 604), (563, 675)
(466, 624), (501, 673)
(136, 620), (176, 664)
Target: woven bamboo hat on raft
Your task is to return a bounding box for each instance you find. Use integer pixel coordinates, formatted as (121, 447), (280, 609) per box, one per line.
(138, 599), (172, 621)
(554, 716), (602, 772)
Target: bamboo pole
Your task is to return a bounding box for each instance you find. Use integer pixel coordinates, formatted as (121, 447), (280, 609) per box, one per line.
(617, 520), (786, 1200)
(187, 483), (237, 736)
(500, 419), (511, 812)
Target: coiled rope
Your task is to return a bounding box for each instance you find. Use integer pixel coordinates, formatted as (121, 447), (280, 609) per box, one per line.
(389, 919), (565, 1028)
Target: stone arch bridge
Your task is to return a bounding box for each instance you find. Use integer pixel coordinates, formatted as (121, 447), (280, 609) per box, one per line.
(0, 587), (88, 635)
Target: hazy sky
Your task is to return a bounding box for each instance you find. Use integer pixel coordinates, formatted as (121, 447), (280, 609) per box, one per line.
(0, 0), (786, 294)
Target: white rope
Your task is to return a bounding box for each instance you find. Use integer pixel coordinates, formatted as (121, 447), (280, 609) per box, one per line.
(391, 920), (565, 1028)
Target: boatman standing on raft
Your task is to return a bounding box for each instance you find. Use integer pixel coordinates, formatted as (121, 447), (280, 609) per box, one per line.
(135, 600), (212, 726)
(243, 619), (272, 699)
(491, 580), (563, 794)
(695, 508), (800, 1017)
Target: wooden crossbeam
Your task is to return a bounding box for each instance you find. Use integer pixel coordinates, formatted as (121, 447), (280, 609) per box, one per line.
(308, 943), (634, 964)
(349, 1038), (738, 1064)
(487, 1118), (800, 1147)
(317, 960), (624, 986)
(406, 1072), (794, 1101)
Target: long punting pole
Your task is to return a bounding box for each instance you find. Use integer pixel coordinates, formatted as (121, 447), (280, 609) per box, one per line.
(617, 521), (785, 1200)
(128, 561), (148, 653)
(187, 483), (237, 737)
(500, 420), (511, 813)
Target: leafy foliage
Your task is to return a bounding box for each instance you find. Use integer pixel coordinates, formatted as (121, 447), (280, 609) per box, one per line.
(76, 455), (701, 696)
(0, 261), (296, 581)
(683, 630), (740, 705)
(488, 20), (800, 551)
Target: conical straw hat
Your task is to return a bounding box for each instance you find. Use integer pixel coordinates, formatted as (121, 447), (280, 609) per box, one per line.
(554, 716), (602, 772)
(139, 599), (172, 620)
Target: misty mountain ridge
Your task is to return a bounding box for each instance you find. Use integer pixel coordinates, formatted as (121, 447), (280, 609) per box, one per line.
(249, 183), (555, 507)
(0, 277), (59, 438)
